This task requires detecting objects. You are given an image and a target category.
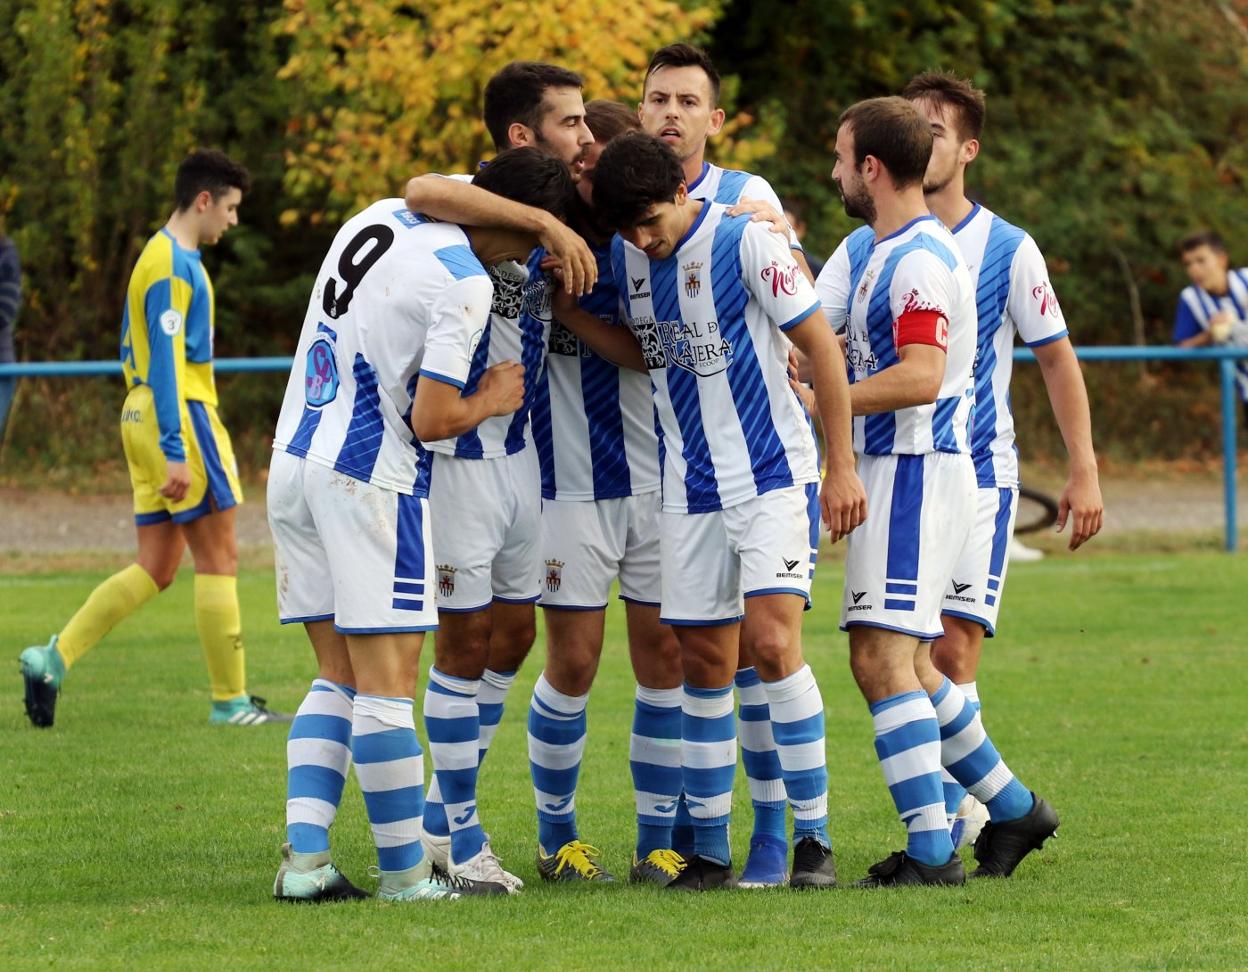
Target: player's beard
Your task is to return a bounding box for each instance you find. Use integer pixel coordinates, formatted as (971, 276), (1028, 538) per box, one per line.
(840, 182), (875, 224)
(923, 161), (957, 196)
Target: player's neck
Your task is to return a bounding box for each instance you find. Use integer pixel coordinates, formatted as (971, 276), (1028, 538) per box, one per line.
(870, 186), (931, 241)
(164, 210), (202, 251)
(1203, 271), (1230, 296)
(465, 226), (536, 267)
(925, 186), (974, 232)
(681, 149), (707, 189)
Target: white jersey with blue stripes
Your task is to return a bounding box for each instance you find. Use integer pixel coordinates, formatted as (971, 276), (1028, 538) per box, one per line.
(1174, 267), (1248, 401)
(273, 199), (491, 496)
(530, 242), (661, 501)
(950, 203), (1069, 487)
(686, 161), (802, 250)
(613, 202), (820, 514)
(818, 215), (976, 456)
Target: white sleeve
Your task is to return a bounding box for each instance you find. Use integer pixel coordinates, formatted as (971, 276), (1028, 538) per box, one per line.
(889, 250), (955, 327)
(741, 174), (802, 250)
(421, 275), (494, 388)
(1008, 234), (1069, 346)
(815, 238), (852, 334)
(739, 220), (820, 331)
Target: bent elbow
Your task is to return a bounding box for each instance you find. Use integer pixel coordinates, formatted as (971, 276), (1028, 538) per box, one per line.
(410, 413), (446, 443)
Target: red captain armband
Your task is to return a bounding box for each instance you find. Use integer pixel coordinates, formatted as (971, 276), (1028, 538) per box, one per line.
(894, 309), (949, 351)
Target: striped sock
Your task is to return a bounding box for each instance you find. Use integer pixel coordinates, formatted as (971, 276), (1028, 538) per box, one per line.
(683, 683), (736, 867)
(423, 667), (486, 865)
(735, 668), (787, 843)
(870, 690), (953, 867)
(672, 794), (695, 858)
(630, 684), (682, 857)
(528, 673), (587, 852)
(941, 680), (980, 822)
(930, 677), (1033, 823)
(286, 679), (355, 854)
(478, 667), (516, 765)
(351, 693), (424, 873)
(762, 665), (829, 847)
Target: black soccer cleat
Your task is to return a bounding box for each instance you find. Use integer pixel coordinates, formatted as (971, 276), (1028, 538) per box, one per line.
(666, 854), (737, 892)
(852, 850), (965, 888)
(970, 794), (1059, 878)
(273, 844), (369, 902)
(789, 836), (837, 889)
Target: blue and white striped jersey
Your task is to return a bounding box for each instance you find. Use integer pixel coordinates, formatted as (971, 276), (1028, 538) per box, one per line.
(272, 199), (492, 496)
(950, 204), (1069, 487)
(686, 161), (802, 251)
(613, 202), (820, 514)
(1174, 266), (1248, 401)
(530, 242), (661, 501)
(817, 215), (976, 457)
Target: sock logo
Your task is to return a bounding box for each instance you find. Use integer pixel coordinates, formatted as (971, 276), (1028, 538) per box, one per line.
(544, 795), (574, 813)
(684, 798), (706, 810)
(452, 805), (477, 826)
(653, 800), (678, 814)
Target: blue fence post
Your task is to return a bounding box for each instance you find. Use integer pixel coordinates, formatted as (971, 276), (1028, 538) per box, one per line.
(1220, 358), (1238, 553)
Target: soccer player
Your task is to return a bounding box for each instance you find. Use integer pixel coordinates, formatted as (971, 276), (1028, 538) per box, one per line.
(522, 100), (685, 886)
(637, 42), (817, 887)
(899, 71), (1103, 850)
(816, 97), (1058, 886)
(19, 150), (287, 728)
(565, 132), (866, 891)
(268, 147), (574, 902)
(1172, 229), (1248, 422)
(399, 62), (593, 892)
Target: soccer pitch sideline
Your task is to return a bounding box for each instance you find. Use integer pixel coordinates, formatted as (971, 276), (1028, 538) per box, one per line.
(2, 552), (1244, 970)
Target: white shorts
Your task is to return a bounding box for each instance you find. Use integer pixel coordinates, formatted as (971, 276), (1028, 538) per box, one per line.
(267, 450), (437, 634)
(426, 447), (542, 612)
(538, 492), (662, 610)
(660, 483), (819, 626)
(841, 452), (975, 641)
(942, 486), (1019, 636)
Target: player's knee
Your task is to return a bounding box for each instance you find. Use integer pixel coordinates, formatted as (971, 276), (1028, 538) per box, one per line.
(746, 628), (801, 682)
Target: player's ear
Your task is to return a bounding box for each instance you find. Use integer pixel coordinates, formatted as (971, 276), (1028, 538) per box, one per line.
(507, 121), (535, 149)
(195, 190), (213, 213)
(962, 138), (980, 166)
(707, 107), (726, 137)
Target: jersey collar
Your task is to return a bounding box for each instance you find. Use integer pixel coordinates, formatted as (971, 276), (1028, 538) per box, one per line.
(686, 161), (711, 194)
(876, 213), (939, 245)
(949, 201), (981, 235)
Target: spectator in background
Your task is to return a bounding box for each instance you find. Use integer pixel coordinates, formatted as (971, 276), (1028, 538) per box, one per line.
(0, 226), (20, 444)
(1173, 230), (1248, 423)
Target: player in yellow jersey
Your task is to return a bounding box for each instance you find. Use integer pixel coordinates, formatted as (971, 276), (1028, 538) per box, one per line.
(20, 149), (288, 728)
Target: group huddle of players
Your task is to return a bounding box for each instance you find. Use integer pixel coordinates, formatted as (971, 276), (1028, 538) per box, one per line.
(20, 43), (1104, 901)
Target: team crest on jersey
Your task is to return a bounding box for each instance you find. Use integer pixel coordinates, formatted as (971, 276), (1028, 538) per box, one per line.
(1032, 281), (1061, 318)
(159, 309), (183, 337)
(857, 269), (876, 301)
(630, 315), (668, 370)
(761, 261), (799, 298)
(682, 261), (703, 298)
(488, 261), (528, 320)
(545, 559), (565, 593)
(436, 564), (457, 598)
(304, 337), (340, 407)
(661, 318), (733, 377)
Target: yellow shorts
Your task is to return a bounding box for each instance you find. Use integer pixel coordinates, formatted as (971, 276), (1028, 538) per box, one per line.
(121, 385), (243, 525)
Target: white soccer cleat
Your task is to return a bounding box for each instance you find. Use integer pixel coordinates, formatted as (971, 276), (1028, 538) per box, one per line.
(951, 793), (991, 850)
(449, 839), (524, 893)
(422, 831), (451, 871)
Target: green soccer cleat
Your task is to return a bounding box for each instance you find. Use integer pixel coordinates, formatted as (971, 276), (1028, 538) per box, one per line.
(273, 843), (368, 903)
(19, 635), (66, 728)
(629, 848), (686, 887)
(537, 840), (614, 883)
(377, 859), (506, 900)
(209, 694), (292, 726)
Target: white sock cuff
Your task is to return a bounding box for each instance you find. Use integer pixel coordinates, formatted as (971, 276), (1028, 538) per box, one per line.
(534, 672), (588, 717)
(635, 684), (682, 708)
(762, 664), (816, 704)
(429, 667), (480, 697)
(957, 681), (980, 705)
(482, 668), (517, 692)
(353, 694), (416, 731)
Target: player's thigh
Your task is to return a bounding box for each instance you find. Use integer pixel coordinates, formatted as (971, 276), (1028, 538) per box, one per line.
(941, 485), (1019, 638)
(841, 453), (975, 642)
(427, 454), (507, 613)
(302, 460), (438, 638)
(538, 497), (625, 611)
(267, 451), (334, 625)
(659, 508), (742, 627)
(618, 490), (662, 609)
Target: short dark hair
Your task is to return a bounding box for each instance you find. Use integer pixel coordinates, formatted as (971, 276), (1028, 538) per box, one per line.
(839, 97), (932, 190)
(584, 99), (640, 144)
(174, 149), (250, 210)
(1179, 229), (1227, 255)
(483, 61), (584, 151)
(902, 71), (987, 142)
(592, 133), (685, 231)
(645, 43), (721, 106)
(472, 147), (574, 221)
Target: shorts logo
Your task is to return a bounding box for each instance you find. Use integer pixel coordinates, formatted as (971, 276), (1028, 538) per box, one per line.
(159, 309), (183, 337)
(545, 559), (565, 593)
(682, 261), (703, 298)
(436, 564), (457, 598)
(778, 555), (803, 580)
(851, 590), (868, 604)
(783, 557), (800, 571)
(304, 338), (340, 407)
(848, 589), (872, 611)
(951, 581), (972, 594)
(948, 579), (976, 603)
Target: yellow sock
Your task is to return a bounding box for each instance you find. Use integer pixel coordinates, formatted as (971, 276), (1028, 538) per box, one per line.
(58, 564), (160, 669)
(193, 573), (248, 701)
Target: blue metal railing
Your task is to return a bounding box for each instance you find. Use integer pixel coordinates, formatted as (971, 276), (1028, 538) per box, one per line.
(3, 346), (1247, 550)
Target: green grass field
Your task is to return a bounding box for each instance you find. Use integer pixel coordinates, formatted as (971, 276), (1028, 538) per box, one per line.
(3, 552), (1246, 970)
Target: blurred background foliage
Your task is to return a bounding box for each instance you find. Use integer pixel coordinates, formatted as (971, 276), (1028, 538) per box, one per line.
(1, 0), (1246, 479)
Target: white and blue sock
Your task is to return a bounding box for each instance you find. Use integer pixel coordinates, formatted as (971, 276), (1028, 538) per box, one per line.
(763, 665), (829, 847)
(286, 679), (355, 854)
(870, 690), (953, 867)
(423, 667), (485, 864)
(941, 680), (980, 822)
(478, 667), (516, 764)
(683, 683), (736, 867)
(930, 677), (1033, 823)
(528, 673), (587, 852)
(630, 684), (682, 857)
(735, 667), (787, 844)
(351, 693), (424, 873)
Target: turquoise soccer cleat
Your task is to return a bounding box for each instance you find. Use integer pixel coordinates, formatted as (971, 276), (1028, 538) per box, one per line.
(19, 634), (66, 728)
